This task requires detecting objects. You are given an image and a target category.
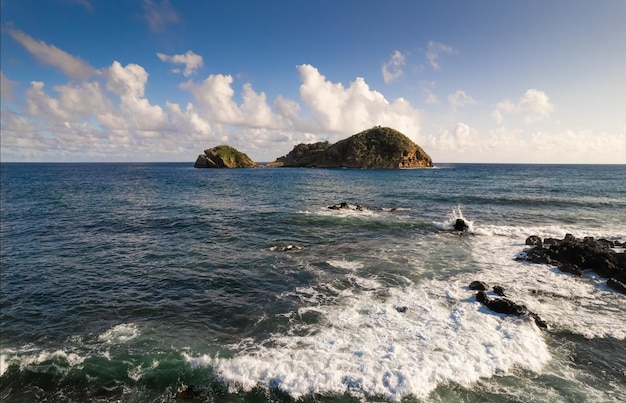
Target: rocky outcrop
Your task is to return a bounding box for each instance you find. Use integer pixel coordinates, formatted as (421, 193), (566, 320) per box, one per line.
(270, 126), (432, 168)
(517, 234), (626, 294)
(194, 145), (257, 168)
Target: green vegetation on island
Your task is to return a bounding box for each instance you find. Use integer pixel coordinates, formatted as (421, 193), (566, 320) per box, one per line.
(194, 145), (257, 168)
(194, 127), (433, 169)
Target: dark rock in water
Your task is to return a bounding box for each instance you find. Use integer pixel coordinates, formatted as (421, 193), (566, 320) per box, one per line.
(395, 306), (408, 313)
(476, 291), (528, 316)
(469, 281), (490, 291)
(544, 237), (560, 245)
(518, 234), (626, 295)
(493, 285), (506, 296)
(607, 278), (626, 294)
(476, 291), (548, 329)
(272, 245), (303, 252)
(454, 218), (469, 232)
(557, 263), (583, 276)
(525, 235), (543, 246)
(328, 202), (350, 210)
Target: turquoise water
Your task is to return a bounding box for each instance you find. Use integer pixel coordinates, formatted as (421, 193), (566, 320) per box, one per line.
(1, 163), (625, 402)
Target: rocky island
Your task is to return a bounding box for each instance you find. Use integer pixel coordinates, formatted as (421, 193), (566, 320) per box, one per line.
(194, 145), (257, 168)
(193, 127), (432, 169)
(268, 126), (432, 168)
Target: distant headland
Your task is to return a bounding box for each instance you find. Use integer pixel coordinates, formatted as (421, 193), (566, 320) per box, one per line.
(194, 127), (433, 169)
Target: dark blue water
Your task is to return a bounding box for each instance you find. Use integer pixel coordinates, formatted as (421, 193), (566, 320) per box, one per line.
(1, 163), (625, 402)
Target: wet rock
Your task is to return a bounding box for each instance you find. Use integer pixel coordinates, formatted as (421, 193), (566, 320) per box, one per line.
(476, 291), (548, 329)
(328, 202), (350, 210)
(493, 285), (506, 296)
(525, 235), (543, 246)
(607, 278), (626, 294)
(469, 281), (490, 291)
(395, 306), (408, 313)
(454, 218), (469, 232)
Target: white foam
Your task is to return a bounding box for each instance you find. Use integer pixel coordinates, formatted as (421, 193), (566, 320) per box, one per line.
(98, 323), (140, 344)
(327, 259), (364, 271)
(186, 280), (550, 400)
(467, 233), (626, 340)
(437, 206), (475, 232)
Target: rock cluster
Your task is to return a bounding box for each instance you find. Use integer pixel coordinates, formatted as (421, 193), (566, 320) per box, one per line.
(518, 234), (626, 294)
(469, 281), (548, 329)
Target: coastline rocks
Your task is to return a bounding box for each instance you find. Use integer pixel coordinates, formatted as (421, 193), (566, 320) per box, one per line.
(328, 202), (367, 211)
(194, 145), (257, 168)
(519, 234), (626, 294)
(270, 126), (432, 169)
(475, 290), (548, 329)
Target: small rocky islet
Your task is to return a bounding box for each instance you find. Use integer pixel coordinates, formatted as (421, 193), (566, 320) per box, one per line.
(194, 126), (433, 169)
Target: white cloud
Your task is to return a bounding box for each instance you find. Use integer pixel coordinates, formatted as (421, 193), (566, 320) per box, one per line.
(448, 90), (476, 111)
(157, 51), (203, 76)
(297, 64), (421, 141)
(382, 50), (406, 84)
(8, 29), (95, 80)
(142, 0), (180, 32)
(425, 41), (454, 71)
(180, 73), (285, 129)
(1, 71), (18, 102)
(493, 89), (554, 124)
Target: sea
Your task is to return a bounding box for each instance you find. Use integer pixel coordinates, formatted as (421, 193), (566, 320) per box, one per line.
(1, 163), (625, 402)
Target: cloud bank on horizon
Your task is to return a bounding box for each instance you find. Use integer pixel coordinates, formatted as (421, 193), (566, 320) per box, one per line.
(1, 0), (625, 163)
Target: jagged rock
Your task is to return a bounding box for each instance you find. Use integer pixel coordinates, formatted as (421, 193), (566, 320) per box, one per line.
(469, 281), (490, 291)
(194, 145), (257, 168)
(493, 285), (506, 296)
(270, 126), (432, 169)
(476, 291), (547, 329)
(607, 278), (626, 294)
(525, 235), (543, 246)
(518, 234), (626, 294)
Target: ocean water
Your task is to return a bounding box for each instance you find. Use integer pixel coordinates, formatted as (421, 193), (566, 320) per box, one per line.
(1, 163), (625, 402)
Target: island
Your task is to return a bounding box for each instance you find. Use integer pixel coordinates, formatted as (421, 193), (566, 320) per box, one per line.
(268, 126), (432, 168)
(194, 145), (257, 168)
(193, 126), (432, 169)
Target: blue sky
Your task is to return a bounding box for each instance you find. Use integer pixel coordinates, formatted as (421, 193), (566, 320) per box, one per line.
(1, 0), (625, 163)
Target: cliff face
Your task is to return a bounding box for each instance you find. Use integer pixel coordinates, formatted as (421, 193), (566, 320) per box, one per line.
(194, 145), (257, 168)
(271, 127), (432, 168)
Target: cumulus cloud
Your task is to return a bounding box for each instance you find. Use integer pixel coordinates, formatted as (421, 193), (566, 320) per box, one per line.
(382, 50), (406, 84)
(8, 29), (95, 80)
(493, 89), (554, 124)
(297, 64), (421, 140)
(425, 41), (455, 70)
(142, 0), (180, 32)
(1, 71), (18, 101)
(157, 51), (203, 76)
(448, 90), (476, 111)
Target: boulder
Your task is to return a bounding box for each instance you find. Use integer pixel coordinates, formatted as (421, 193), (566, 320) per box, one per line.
(525, 235), (543, 246)
(476, 291), (547, 329)
(469, 281), (489, 291)
(454, 218), (469, 232)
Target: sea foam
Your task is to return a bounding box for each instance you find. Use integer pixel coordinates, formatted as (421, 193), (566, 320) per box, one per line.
(186, 278), (550, 400)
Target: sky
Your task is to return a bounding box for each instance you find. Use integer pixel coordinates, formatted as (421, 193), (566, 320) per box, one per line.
(1, 0), (625, 163)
